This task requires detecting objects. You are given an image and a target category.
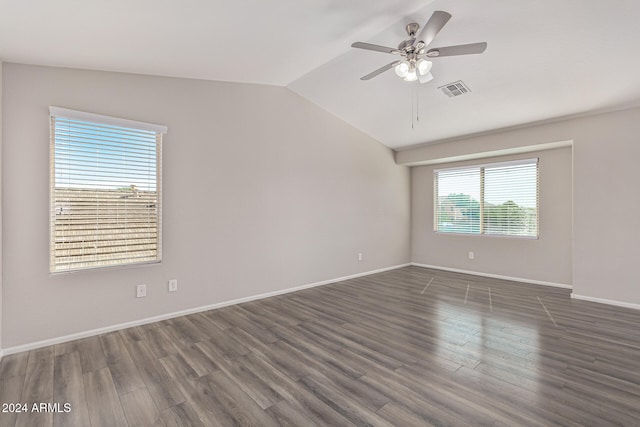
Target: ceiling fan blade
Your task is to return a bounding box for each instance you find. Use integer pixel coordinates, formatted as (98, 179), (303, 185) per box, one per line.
(426, 42), (487, 57)
(414, 11), (452, 47)
(360, 61), (400, 80)
(351, 42), (401, 55)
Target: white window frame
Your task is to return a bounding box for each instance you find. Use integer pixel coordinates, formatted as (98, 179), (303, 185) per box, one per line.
(434, 158), (539, 238)
(49, 107), (167, 273)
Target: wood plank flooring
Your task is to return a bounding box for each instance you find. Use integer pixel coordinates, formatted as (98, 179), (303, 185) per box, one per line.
(2, 266), (640, 426)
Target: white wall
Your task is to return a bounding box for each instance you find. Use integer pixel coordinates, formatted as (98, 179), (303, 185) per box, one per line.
(1, 63), (410, 349)
(411, 148), (572, 285)
(398, 107), (640, 305)
(0, 60), (3, 356)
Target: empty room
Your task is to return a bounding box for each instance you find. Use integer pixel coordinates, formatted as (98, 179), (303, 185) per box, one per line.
(1, 0), (640, 426)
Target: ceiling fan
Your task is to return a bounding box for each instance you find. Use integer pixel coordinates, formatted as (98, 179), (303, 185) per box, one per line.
(351, 11), (487, 83)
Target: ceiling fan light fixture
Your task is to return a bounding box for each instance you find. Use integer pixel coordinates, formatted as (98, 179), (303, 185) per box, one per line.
(404, 68), (418, 82)
(394, 61), (410, 77)
(417, 59), (433, 76)
(418, 72), (434, 84)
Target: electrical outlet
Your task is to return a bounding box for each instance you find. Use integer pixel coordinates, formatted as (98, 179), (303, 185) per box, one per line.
(358, 252), (363, 261)
(168, 279), (178, 292)
(136, 284), (147, 298)
(468, 251), (475, 260)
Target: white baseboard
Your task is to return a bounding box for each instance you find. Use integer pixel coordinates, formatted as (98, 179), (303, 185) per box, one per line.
(1, 263), (410, 356)
(571, 294), (640, 310)
(411, 263), (572, 289)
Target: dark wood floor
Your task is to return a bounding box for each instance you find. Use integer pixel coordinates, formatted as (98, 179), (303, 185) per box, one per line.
(1, 266), (640, 426)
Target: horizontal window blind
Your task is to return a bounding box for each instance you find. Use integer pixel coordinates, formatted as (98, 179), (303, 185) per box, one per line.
(434, 159), (538, 237)
(483, 161), (538, 236)
(434, 168), (481, 234)
(50, 107), (166, 272)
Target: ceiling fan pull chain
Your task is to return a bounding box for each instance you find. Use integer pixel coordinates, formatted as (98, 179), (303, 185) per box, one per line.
(411, 88), (415, 129)
(416, 80), (420, 123)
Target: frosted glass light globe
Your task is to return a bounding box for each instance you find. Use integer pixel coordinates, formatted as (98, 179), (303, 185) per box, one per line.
(404, 69), (418, 82)
(394, 61), (409, 77)
(417, 59), (433, 76)
(418, 72), (434, 84)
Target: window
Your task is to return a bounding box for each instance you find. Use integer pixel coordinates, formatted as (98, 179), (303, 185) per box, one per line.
(434, 158), (538, 237)
(50, 107), (167, 272)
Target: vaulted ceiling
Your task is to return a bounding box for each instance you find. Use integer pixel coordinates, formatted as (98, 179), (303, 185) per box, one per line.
(2, 0), (639, 149)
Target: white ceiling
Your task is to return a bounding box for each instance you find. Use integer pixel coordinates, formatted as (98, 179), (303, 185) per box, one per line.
(2, 0), (640, 149)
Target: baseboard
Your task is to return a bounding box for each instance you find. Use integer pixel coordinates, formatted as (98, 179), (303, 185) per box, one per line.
(571, 294), (640, 310)
(411, 263), (572, 289)
(2, 263), (410, 356)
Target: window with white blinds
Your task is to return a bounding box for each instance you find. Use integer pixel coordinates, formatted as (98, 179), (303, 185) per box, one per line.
(49, 107), (167, 272)
(434, 158), (538, 237)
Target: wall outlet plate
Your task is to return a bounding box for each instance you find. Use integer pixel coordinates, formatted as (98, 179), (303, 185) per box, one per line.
(136, 284), (147, 298)
(468, 251), (475, 260)
(168, 279), (178, 292)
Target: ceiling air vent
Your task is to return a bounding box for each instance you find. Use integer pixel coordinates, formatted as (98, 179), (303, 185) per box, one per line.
(439, 80), (471, 97)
